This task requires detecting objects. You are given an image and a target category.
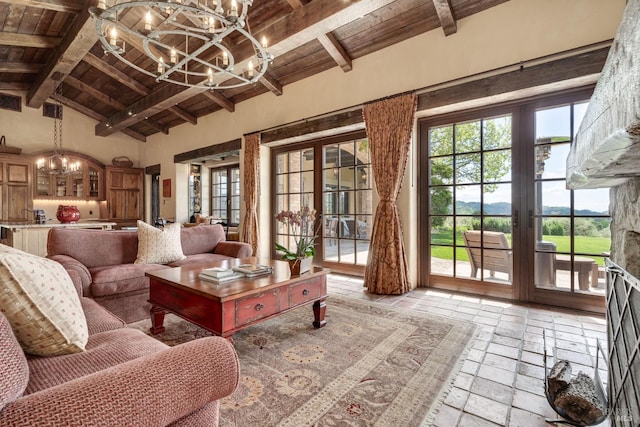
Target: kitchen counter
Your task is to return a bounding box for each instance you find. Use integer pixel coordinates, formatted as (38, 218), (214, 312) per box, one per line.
(0, 221), (117, 257)
(0, 220), (117, 229)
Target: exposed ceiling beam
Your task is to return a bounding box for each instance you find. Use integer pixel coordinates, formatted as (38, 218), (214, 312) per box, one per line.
(96, 85), (203, 136)
(64, 75), (125, 110)
(432, 0), (457, 36)
(96, 0), (387, 136)
(286, 0), (352, 73)
(317, 33), (352, 72)
(0, 62), (42, 73)
(0, 82), (30, 90)
(201, 91), (235, 113)
(52, 93), (146, 142)
(7, 0), (84, 13)
(259, 72), (283, 96)
(0, 32), (60, 48)
(82, 53), (197, 125)
(144, 117), (170, 135)
(26, 2), (98, 108)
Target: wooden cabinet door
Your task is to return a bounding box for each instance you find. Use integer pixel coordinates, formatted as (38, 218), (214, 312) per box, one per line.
(0, 157), (33, 221)
(105, 166), (143, 223)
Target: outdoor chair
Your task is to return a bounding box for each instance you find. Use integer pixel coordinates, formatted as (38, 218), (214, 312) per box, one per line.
(462, 230), (513, 281)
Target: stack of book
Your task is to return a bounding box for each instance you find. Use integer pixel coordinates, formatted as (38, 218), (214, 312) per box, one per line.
(232, 263), (273, 277)
(199, 267), (244, 283)
(199, 264), (273, 283)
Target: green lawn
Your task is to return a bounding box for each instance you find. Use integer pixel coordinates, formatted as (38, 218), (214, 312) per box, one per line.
(430, 231), (610, 266)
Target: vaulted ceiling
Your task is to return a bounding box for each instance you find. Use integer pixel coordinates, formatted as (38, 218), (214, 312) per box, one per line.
(0, 0), (508, 142)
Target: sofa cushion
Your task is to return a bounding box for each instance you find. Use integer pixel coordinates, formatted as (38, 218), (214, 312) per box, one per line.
(180, 224), (225, 255)
(0, 244), (88, 356)
(25, 328), (169, 395)
(47, 228), (139, 268)
(90, 263), (169, 297)
(0, 311), (28, 411)
(135, 221), (186, 265)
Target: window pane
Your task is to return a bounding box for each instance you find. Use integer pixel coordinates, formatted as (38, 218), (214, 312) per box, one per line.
(483, 150), (511, 182)
(455, 153), (481, 184)
(430, 186), (453, 215)
(537, 181), (570, 213)
(536, 105), (570, 144)
(430, 126), (453, 156)
(430, 156), (453, 185)
(483, 116), (512, 150)
(455, 121), (481, 153)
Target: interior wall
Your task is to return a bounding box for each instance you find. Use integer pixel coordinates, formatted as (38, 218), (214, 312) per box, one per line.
(140, 0), (625, 269)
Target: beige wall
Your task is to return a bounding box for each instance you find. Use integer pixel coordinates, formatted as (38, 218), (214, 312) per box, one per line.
(140, 0), (625, 281)
(0, 0), (625, 282)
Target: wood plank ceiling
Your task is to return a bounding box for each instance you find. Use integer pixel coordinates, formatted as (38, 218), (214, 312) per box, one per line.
(0, 0), (509, 142)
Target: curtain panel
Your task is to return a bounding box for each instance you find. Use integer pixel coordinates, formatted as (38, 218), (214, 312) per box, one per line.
(240, 132), (260, 255)
(362, 93), (417, 294)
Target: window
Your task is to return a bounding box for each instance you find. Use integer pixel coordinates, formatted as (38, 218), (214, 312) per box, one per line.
(210, 165), (240, 225)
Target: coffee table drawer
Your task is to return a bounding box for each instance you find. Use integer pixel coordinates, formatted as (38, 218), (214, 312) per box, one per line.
(235, 289), (281, 327)
(289, 276), (323, 306)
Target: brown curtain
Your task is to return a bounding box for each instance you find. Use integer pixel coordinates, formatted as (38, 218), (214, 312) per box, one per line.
(240, 132), (260, 255)
(362, 93), (417, 294)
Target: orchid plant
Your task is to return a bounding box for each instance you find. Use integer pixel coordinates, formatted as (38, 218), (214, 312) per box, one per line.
(274, 206), (318, 260)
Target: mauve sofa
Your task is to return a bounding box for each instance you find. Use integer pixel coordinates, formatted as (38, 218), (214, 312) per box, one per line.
(0, 275), (240, 426)
(46, 224), (252, 323)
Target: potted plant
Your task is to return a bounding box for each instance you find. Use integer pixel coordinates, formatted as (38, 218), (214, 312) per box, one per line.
(274, 206), (318, 275)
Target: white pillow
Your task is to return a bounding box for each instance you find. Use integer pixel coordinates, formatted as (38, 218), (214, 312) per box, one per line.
(0, 244), (88, 356)
(135, 220), (186, 264)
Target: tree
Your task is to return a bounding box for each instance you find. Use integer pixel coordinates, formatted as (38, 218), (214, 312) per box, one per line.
(429, 117), (512, 229)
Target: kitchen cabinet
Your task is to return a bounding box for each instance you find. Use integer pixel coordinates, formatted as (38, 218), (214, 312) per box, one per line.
(105, 166), (143, 228)
(35, 154), (103, 199)
(0, 154), (33, 222)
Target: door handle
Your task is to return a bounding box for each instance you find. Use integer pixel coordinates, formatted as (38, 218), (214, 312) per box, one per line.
(513, 210), (519, 228)
(528, 210), (534, 228)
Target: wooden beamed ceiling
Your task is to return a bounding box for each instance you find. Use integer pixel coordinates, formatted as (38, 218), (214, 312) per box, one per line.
(0, 0), (512, 142)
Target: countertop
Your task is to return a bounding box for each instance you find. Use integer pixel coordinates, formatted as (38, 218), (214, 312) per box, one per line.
(0, 220), (117, 229)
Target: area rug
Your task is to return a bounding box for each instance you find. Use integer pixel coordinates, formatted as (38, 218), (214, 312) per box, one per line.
(129, 295), (477, 426)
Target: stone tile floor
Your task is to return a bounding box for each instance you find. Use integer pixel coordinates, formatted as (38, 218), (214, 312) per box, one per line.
(327, 274), (609, 427)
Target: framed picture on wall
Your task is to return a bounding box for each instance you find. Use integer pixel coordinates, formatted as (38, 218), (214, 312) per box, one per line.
(163, 179), (171, 197)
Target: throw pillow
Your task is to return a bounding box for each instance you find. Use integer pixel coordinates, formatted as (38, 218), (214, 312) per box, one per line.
(135, 220), (186, 264)
(0, 244), (88, 356)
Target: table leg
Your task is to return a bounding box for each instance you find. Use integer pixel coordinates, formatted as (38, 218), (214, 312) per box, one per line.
(149, 305), (166, 335)
(313, 298), (326, 328)
(578, 268), (590, 291)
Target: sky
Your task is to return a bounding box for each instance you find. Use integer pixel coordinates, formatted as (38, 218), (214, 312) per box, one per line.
(455, 102), (610, 215)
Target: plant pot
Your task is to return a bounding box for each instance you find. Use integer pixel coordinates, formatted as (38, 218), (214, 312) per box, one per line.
(56, 205), (80, 223)
(288, 257), (312, 276)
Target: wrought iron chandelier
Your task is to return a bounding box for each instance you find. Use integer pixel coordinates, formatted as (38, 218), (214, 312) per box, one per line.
(36, 85), (81, 175)
(90, 0), (273, 90)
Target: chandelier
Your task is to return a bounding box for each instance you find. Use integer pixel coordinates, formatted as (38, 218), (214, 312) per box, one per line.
(90, 0), (274, 90)
(36, 86), (81, 175)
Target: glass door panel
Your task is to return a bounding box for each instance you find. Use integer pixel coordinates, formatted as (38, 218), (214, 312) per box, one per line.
(533, 101), (610, 295)
(428, 114), (513, 286)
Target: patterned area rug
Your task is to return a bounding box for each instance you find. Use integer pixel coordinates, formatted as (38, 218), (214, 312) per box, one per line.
(129, 295), (476, 426)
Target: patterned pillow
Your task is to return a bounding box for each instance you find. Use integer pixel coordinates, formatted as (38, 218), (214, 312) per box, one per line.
(0, 244), (88, 356)
(135, 220), (186, 264)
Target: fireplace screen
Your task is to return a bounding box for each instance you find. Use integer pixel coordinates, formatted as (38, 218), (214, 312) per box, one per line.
(606, 259), (640, 426)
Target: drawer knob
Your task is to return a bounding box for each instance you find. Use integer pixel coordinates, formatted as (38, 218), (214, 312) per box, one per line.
(302, 289), (309, 296)
(255, 303), (264, 311)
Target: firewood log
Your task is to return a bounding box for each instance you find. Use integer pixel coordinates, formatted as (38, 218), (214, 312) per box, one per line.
(554, 372), (605, 424)
(548, 360), (572, 398)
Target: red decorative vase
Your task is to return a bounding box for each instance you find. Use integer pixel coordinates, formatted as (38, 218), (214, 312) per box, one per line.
(56, 205), (80, 223)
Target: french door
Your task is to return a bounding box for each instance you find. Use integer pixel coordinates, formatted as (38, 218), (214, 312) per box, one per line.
(420, 89), (609, 311)
(272, 131), (372, 275)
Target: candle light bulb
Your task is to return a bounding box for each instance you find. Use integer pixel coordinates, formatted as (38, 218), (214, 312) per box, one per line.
(208, 16), (215, 33)
(207, 68), (214, 84)
(157, 57), (164, 74)
(247, 60), (254, 78)
(170, 48), (177, 64)
(230, 0), (238, 17)
(261, 36), (268, 49)
(145, 10), (152, 31)
(222, 51), (228, 67)
(98, 0), (106, 9)
(109, 27), (117, 46)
